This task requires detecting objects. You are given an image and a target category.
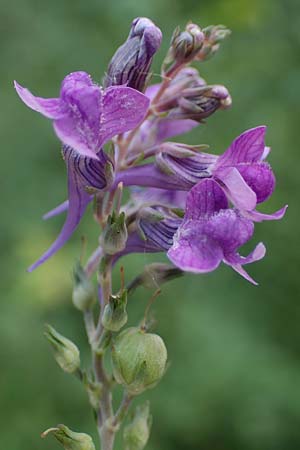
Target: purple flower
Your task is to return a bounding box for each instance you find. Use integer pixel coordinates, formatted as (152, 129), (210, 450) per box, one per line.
(14, 71), (149, 159)
(167, 179), (265, 284)
(104, 17), (162, 92)
(15, 71), (150, 270)
(137, 179), (267, 284)
(117, 126), (287, 222)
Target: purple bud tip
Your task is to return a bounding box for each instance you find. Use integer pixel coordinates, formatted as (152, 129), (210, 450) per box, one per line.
(211, 85), (229, 99)
(130, 17), (162, 55)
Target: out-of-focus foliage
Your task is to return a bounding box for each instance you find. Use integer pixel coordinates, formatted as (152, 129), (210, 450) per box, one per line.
(0, 0), (299, 449)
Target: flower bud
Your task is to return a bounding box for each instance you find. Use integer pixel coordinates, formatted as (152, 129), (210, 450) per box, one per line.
(112, 327), (167, 395)
(44, 325), (80, 374)
(102, 290), (128, 332)
(72, 262), (95, 311)
(169, 84), (232, 122)
(104, 17), (162, 92)
(101, 211), (128, 255)
(123, 401), (152, 450)
(196, 25), (231, 61)
(165, 23), (204, 67)
(127, 263), (183, 293)
(41, 424), (96, 450)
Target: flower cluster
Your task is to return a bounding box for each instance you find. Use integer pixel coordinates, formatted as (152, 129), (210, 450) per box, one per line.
(15, 17), (286, 284)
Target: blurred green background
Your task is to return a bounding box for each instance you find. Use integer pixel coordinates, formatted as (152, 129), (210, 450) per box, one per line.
(1, 0), (299, 449)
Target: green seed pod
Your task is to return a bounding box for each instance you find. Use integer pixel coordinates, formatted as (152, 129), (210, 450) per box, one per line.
(112, 327), (167, 395)
(72, 262), (95, 311)
(123, 401), (152, 450)
(41, 424), (96, 450)
(44, 325), (80, 374)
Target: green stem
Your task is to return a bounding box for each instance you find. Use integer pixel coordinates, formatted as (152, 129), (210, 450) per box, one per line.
(113, 391), (133, 427)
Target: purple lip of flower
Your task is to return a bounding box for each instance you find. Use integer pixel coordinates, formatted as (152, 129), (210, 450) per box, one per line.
(137, 179), (267, 285)
(104, 17), (162, 92)
(14, 71), (150, 160)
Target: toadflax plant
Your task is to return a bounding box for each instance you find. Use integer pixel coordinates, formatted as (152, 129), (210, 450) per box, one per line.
(15, 17), (287, 450)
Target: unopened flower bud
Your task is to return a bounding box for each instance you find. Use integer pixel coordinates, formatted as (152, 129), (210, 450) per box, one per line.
(102, 290), (128, 332)
(101, 211), (128, 255)
(104, 17), (162, 92)
(123, 401), (152, 450)
(196, 25), (231, 61)
(112, 327), (167, 395)
(153, 67), (206, 113)
(166, 23), (204, 66)
(170, 84), (232, 122)
(127, 263), (183, 293)
(72, 263), (95, 311)
(44, 325), (80, 374)
(41, 424), (96, 450)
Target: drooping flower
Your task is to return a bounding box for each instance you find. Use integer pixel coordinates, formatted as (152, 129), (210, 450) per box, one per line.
(15, 71), (150, 270)
(136, 179), (267, 284)
(14, 71), (149, 159)
(104, 17), (162, 92)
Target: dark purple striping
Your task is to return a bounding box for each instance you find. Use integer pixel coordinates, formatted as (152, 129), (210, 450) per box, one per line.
(139, 216), (181, 250)
(63, 146), (110, 190)
(156, 152), (215, 188)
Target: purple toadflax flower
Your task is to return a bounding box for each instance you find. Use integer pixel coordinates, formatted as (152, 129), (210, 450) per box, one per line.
(14, 71), (150, 270)
(134, 179), (267, 284)
(116, 126), (287, 222)
(14, 71), (149, 160)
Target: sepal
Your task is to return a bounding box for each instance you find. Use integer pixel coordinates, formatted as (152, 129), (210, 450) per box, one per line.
(101, 211), (128, 255)
(72, 262), (95, 311)
(123, 401), (152, 450)
(102, 290), (128, 332)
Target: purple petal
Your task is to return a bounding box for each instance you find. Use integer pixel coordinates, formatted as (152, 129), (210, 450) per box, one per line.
(43, 200), (69, 220)
(216, 166), (257, 211)
(206, 209), (254, 253)
(14, 81), (65, 119)
(230, 265), (259, 285)
(167, 220), (223, 272)
(145, 83), (160, 100)
(225, 242), (266, 265)
(54, 118), (100, 159)
(115, 163), (191, 190)
(261, 146), (271, 160)
(28, 152), (91, 271)
(156, 118), (198, 142)
(237, 162), (275, 204)
(131, 187), (188, 209)
(139, 213), (181, 251)
(155, 151), (216, 189)
(99, 86), (149, 144)
(216, 126), (267, 168)
(54, 72), (103, 159)
(185, 179), (228, 219)
(29, 147), (111, 271)
(243, 205), (288, 222)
